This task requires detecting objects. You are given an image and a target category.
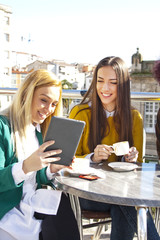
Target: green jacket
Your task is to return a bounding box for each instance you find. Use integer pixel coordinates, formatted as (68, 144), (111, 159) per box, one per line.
(0, 115), (52, 220)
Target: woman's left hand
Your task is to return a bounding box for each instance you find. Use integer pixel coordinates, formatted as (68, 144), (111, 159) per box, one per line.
(50, 163), (66, 173)
(124, 147), (139, 162)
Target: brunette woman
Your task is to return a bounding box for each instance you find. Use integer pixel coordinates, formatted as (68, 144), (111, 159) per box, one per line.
(69, 56), (159, 240)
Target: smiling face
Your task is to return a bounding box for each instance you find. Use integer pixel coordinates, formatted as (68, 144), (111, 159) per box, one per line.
(96, 66), (118, 111)
(31, 85), (60, 125)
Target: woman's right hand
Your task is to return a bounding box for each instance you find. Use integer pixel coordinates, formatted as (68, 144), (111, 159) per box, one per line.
(22, 140), (62, 174)
(92, 144), (113, 163)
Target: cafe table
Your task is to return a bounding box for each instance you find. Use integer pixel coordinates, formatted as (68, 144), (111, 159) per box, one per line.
(53, 162), (160, 240)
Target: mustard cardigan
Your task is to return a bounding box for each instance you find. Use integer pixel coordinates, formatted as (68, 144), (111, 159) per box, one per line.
(69, 104), (143, 162)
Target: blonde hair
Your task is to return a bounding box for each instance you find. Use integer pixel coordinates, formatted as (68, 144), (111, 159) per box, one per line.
(5, 69), (62, 158)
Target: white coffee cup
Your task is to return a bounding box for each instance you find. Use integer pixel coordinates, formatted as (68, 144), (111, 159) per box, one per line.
(71, 158), (90, 171)
(111, 141), (130, 156)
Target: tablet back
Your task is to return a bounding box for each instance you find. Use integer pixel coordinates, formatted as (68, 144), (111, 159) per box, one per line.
(44, 116), (85, 166)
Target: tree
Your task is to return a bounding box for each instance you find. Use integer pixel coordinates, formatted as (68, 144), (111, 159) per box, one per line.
(61, 79), (73, 89)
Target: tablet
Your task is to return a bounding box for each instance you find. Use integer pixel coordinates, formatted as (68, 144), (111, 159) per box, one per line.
(44, 116), (85, 166)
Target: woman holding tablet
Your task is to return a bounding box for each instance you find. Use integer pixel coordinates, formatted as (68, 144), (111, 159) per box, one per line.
(0, 69), (80, 240)
(69, 56), (159, 240)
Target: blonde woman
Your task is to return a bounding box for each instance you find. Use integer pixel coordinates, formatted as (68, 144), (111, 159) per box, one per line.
(0, 69), (80, 240)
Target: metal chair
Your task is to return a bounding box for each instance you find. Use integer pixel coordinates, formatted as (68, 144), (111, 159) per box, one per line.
(82, 209), (112, 240)
(154, 208), (160, 234)
(69, 194), (112, 240)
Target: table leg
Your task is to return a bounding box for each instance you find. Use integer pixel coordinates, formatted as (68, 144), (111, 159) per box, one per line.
(137, 207), (147, 240)
(154, 207), (160, 234)
(69, 194), (83, 240)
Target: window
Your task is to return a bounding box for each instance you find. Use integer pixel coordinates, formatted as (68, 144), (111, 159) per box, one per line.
(144, 102), (160, 133)
(11, 74), (16, 87)
(4, 50), (9, 59)
(4, 67), (9, 76)
(4, 33), (9, 42)
(4, 16), (9, 25)
(21, 74), (27, 83)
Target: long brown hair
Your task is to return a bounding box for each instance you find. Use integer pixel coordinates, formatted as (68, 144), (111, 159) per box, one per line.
(80, 56), (133, 152)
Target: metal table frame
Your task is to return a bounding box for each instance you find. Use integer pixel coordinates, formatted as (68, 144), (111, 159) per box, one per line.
(54, 162), (160, 240)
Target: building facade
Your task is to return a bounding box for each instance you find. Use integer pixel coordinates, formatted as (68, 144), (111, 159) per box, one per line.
(130, 48), (160, 157)
(27, 60), (86, 90)
(0, 4), (12, 87)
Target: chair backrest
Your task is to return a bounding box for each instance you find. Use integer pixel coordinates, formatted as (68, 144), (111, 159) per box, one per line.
(82, 210), (111, 220)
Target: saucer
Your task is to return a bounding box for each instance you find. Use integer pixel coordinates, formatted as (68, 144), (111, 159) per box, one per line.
(108, 162), (138, 172)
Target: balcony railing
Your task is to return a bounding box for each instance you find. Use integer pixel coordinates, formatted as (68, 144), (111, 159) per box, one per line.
(0, 88), (160, 101)
(0, 88), (160, 163)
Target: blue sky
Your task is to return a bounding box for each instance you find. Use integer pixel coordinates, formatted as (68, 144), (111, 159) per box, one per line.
(1, 0), (160, 66)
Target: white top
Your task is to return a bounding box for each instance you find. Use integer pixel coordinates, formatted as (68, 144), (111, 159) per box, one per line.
(105, 109), (115, 118)
(0, 124), (62, 240)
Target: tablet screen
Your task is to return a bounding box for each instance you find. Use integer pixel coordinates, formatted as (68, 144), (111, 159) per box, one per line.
(44, 116), (85, 166)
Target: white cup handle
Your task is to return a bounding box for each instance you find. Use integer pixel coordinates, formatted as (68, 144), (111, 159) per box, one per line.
(108, 145), (115, 154)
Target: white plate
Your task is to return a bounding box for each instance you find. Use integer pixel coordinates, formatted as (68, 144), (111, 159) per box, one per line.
(108, 162), (138, 172)
(65, 167), (94, 176)
(63, 167), (105, 178)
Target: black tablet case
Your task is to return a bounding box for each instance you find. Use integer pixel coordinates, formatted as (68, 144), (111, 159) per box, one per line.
(44, 116), (85, 166)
